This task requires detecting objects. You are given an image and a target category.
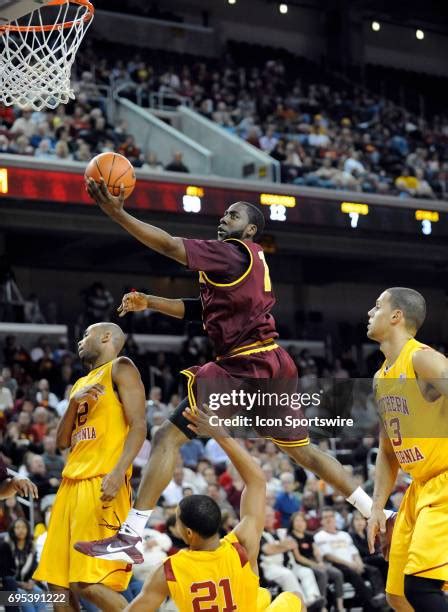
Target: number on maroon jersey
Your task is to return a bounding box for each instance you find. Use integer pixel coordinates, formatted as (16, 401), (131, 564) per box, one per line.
(190, 579), (237, 611)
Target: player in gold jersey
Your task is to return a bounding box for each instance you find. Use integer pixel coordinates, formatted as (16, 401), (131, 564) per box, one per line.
(125, 406), (302, 612)
(33, 322), (147, 611)
(366, 288), (448, 612)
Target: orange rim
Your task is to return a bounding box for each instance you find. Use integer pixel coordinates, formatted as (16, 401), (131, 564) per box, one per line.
(0, 0), (94, 32)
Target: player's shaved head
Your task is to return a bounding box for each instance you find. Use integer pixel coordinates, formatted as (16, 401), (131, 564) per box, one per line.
(386, 287), (426, 333)
(91, 322), (126, 353)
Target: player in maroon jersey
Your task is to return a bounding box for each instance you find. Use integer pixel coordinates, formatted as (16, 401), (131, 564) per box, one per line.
(75, 179), (374, 563)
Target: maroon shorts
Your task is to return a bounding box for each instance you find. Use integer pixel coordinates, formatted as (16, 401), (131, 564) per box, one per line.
(170, 343), (309, 446)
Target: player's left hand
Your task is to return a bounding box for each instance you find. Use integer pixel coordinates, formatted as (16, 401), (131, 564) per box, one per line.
(100, 468), (125, 502)
(9, 476), (39, 499)
(183, 404), (227, 438)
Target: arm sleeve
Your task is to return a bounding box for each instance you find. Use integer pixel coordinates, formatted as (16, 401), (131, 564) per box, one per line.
(182, 239), (249, 279)
(182, 297), (202, 322)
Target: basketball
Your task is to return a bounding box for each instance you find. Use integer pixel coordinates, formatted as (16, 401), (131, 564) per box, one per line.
(84, 152), (136, 200)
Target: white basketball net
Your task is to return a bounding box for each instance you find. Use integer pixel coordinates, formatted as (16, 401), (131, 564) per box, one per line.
(0, 1), (94, 111)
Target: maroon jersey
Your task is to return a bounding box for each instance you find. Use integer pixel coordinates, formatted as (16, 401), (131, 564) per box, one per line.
(183, 238), (278, 356)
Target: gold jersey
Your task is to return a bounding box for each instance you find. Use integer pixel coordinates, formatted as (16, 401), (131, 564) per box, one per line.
(62, 359), (131, 480)
(376, 338), (448, 481)
(164, 531), (259, 611)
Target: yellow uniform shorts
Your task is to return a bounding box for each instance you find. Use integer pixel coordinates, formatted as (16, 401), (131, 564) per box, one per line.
(387, 470), (448, 596)
(33, 476), (132, 591)
(257, 587), (302, 611)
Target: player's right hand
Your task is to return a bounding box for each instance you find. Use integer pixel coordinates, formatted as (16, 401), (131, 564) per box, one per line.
(117, 292), (149, 317)
(86, 177), (125, 218)
(73, 383), (105, 406)
(367, 506), (386, 553)
(183, 404), (227, 438)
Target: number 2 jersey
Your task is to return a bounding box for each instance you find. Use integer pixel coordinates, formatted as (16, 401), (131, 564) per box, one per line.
(62, 359), (131, 480)
(163, 531), (259, 610)
(375, 338), (448, 481)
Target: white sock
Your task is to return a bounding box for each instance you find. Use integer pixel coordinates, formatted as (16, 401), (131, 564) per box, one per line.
(120, 508), (153, 538)
(346, 486), (373, 518)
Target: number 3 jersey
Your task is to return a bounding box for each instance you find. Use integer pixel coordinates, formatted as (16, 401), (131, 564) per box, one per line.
(163, 531), (259, 610)
(375, 338), (448, 481)
(62, 359), (131, 480)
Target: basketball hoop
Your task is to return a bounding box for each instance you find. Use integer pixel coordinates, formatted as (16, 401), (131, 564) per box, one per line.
(0, 0), (94, 111)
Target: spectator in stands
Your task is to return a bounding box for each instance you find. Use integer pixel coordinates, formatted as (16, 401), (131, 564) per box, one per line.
(26, 454), (59, 498)
(41, 436), (64, 481)
(24, 295), (46, 324)
(0, 529), (19, 608)
(274, 472), (301, 528)
(73, 140), (92, 162)
(54, 140), (72, 160)
(161, 466), (187, 506)
(141, 152), (164, 172)
(1, 367), (17, 399)
(17, 413), (39, 446)
(35, 379), (58, 411)
(259, 125), (279, 154)
(349, 510), (388, 585)
(0, 496), (26, 532)
(288, 511), (345, 612)
(0, 375), (14, 412)
(165, 151), (190, 173)
(146, 386), (168, 422)
(414, 167), (435, 199)
(314, 507), (385, 611)
(10, 109), (36, 140)
(260, 507), (323, 610)
(30, 407), (50, 443)
(262, 462), (282, 496)
(204, 437), (229, 472)
(118, 135), (141, 167)
(82, 281), (114, 326)
(55, 384), (72, 417)
(179, 438), (205, 469)
(395, 167), (419, 197)
(5, 518), (47, 611)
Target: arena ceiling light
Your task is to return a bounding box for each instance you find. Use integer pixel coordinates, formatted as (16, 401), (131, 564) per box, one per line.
(371, 21), (381, 32)
(416, 29), (425, 40)
(228, 0), (236, 4)
(279, 3), (288, 14)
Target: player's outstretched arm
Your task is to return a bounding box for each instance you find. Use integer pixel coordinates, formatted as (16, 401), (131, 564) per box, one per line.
(124, 564), (169, 612)
(86, 178), (187, 264)
(118, 293), (202, 321)
(100, 358), (147, 502)
(184, 407), (266, 564)
(118, 292), (194, 320)
(367, 423), (399, 553)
